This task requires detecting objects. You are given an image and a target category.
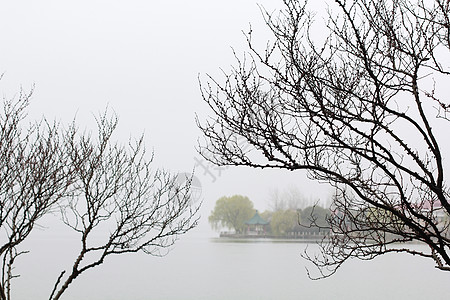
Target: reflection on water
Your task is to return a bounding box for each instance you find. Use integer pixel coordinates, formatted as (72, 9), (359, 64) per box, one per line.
(210, 237), (323, 244)
(209, 238), (314, 244)
(13, 235), (450, 300)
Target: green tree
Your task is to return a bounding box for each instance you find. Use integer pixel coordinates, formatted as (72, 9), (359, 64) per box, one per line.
(209, 195), (254, 233)
(260, 210), (273, 223)
(271, 209), (298, 236)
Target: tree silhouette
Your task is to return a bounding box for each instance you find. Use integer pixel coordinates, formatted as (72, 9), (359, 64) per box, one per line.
(0, 94), (73, 300)
(0, 92), (198, 299)
(50, 110), (199, 299)
(198, 0), (450, 277)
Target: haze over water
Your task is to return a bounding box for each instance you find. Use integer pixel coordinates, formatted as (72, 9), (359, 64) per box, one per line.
(13, 232), (450, 300)
(1, 1), (450, 299)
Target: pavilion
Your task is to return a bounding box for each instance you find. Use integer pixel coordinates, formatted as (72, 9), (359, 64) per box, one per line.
(245, 210), (270, 235)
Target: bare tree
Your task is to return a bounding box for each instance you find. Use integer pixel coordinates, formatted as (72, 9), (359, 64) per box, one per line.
(0, 88), (198, 299)
(268, 186), (305, 211)
(0, 94), (73, 300)
(49, 111), (199, 300)
(198, 0), (450, 277)
(267, 188), (286, 211)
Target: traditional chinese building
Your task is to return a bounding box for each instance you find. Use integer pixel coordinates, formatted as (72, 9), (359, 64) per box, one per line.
(245, 210), (270, 235)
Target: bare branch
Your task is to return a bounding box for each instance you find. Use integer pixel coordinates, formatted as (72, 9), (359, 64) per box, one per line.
(50, 110), (199, 300)
(198, 0), (450, 276)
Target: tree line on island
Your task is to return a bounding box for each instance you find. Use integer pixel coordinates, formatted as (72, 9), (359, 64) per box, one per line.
(209, 194), (329, 238)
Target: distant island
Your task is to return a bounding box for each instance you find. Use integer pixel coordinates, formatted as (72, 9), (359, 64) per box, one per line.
(209, 195), (331, 241)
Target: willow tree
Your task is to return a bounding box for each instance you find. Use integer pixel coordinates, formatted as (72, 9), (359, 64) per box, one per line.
(209, 195), (254, 233)
(198, 0), (450, 277)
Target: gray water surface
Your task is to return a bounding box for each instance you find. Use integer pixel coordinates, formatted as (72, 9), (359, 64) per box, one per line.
(14, 236), (450, 299)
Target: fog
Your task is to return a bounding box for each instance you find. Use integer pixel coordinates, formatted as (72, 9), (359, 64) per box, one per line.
(2, 1), (449, 299)
(0, 0), (333, 234)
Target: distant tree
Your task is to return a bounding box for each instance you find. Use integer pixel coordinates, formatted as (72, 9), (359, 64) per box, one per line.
(268, 186), (305, 211)
(209, 195), (254, 233)
(0, 91), (199, 300)
(267, 188), (285, 212)
(300, 206), (330, 229)
(270, 206), (330, 236)
(260, 210), (273, 224)
(271, 209), (298, 236)
(198, 0), (450, 276)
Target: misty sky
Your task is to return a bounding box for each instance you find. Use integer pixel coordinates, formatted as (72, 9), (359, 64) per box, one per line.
(1, 0), (332, 232)
(3, 2), (450, 300)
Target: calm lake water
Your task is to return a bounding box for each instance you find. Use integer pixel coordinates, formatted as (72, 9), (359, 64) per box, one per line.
(13, 234), (450, 299)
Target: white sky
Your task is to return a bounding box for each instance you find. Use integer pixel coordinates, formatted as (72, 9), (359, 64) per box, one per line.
(2, 1), (450, 299)
(0, 0), (334, 232)
(1, 0), (448, 231)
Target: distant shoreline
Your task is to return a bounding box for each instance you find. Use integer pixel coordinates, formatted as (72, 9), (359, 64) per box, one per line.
(218, 232), (330, 241)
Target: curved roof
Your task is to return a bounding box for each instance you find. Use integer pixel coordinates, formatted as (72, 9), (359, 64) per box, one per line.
(245, 211), (270, 225)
